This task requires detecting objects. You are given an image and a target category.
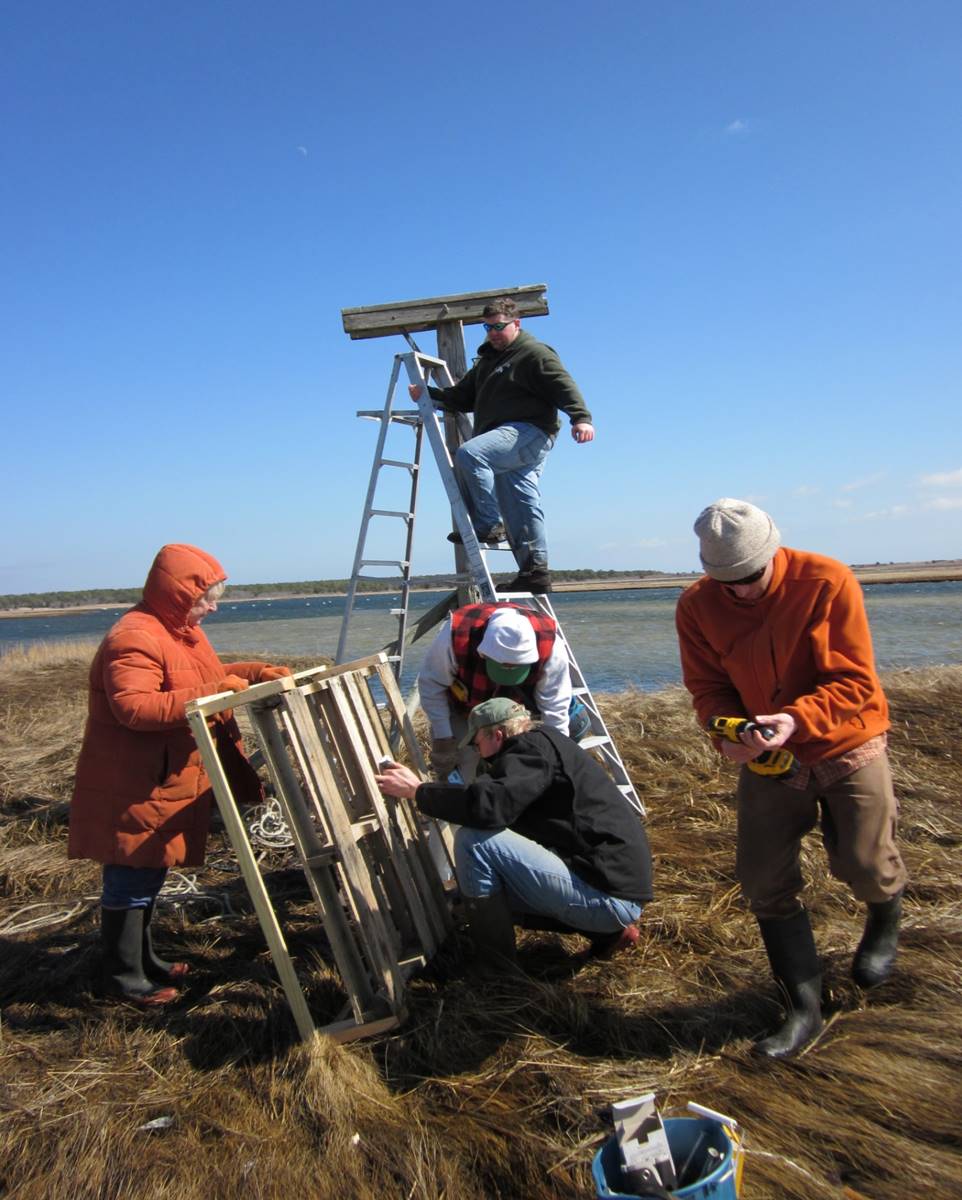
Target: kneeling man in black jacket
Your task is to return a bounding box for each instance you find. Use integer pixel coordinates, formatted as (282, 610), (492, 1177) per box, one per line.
(376, 697), (653, 972)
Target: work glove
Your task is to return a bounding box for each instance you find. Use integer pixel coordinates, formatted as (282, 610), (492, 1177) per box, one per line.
(216, 674), (250, 694)
(430, 736), (459, 781)
(257, 664), (293, 682)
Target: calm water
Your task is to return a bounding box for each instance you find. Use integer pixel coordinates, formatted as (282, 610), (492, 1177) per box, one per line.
(3, 581), (961, 695)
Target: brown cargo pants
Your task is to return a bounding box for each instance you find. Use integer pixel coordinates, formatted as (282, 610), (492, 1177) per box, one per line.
(735, 753), (908, 920)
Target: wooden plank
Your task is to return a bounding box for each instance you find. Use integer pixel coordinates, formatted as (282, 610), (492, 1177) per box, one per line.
(336, 674), (440, 955)
(251, 702), (376, 1016)
(341, 284), (549, 340)
(322, 1011), (402, 1044)
(283, 688), (405, 1009)
(376, 661), (455, 928)
(185, 706), (317, 1042)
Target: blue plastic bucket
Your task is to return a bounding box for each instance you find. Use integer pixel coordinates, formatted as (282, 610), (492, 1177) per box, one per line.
(592, 1116), (736, 1199)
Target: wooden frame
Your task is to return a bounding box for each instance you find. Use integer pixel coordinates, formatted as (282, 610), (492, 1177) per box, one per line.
(341, 283), (549, 340)
(186, 653), (452, 1043)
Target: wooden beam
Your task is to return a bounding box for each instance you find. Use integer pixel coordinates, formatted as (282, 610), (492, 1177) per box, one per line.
(341, 284), (549, 340)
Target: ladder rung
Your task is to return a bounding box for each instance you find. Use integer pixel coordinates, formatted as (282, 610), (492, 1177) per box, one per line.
(579, 735), (610, 750)
(370, 509), (413, 520)
(356, 409), (421, 420)
(361, 560), (409, 568)
(379, 458), (418, 470)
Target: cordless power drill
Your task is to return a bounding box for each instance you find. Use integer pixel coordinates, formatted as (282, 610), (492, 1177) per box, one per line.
(706, 716), (799, 779)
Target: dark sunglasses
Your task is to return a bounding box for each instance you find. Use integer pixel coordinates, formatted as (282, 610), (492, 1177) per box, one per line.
(727, 565), (767, 586)
(483, 321), (513, 332)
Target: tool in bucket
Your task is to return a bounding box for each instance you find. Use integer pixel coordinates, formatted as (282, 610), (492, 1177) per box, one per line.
(593, 1094), (744, 1199)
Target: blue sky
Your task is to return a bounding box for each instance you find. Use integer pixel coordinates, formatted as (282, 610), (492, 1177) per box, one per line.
(3, 1), (960, 593)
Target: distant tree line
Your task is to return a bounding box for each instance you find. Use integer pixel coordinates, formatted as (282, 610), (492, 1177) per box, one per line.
(0, 568), (674, 611)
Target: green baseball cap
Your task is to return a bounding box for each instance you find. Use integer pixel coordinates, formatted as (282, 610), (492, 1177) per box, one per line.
(458, 697), (529, 748)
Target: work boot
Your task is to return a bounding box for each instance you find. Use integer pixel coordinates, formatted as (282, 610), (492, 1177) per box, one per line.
(497, 566), (552, 594)
(142, 900), (189, 984)
(101, 907), (178, 1006)
(852, 890), (903, 988)
(463, 892), (520, 975)
(447, 523), (506, 546)
(754, 910), (824, 1059)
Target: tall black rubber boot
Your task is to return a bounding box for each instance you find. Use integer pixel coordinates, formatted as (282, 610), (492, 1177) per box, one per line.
(852, 889), (903, 988)
(463, 892), (520, 976)
(101, 907), (178, 1006)
(755, 910), (824, 1059)
(142, 901), (189, 984)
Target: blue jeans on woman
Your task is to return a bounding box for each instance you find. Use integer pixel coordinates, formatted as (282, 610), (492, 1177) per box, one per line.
(453, 421), (554, 570)
(454, 827), (642, 935)
(101, 864), (168, 910)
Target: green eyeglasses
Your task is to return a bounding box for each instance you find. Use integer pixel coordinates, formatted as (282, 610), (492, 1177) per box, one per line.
(483, 321), (512, 332)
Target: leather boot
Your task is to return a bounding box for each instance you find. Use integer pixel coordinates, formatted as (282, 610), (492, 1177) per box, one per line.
(142, 901), (189, 984)
(754, 910), (824, 1058)
(852, 890), (903, 988)
(101, 908), (178, 1006)
(497, 565), (552, 594)
(463, 892), (520, 975)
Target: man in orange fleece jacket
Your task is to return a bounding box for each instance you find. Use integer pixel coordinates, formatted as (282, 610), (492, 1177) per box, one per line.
(676, 498), (907, 1059)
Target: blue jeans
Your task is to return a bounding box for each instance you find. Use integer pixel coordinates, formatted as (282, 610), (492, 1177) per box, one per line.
(454, 827), (642, 935)
(101, 865), (168, 910)
(453, 422), (554, 570)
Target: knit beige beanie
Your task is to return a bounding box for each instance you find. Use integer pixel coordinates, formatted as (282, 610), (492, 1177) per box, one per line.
(694, 498), (781, 581)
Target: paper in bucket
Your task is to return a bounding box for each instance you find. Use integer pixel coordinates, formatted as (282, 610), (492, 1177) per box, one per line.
(593, 1100), (740, 1199)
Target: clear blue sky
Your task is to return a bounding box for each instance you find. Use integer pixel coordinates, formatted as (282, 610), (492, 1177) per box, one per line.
(4, 1), (960, 593)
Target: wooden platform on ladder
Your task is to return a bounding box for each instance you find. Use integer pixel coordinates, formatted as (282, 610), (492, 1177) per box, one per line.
(186, 654), (453, 1043)
(337, 285), (644, 814)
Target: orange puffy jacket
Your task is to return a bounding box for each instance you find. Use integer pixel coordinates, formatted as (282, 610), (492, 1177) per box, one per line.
(68, 544), (266, 868)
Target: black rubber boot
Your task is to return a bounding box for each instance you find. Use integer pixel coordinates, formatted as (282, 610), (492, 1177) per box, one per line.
(754, 910), (824, 1059)
(852, 890), (903, 988)
(142, 901), (189, 985)
(101, 907), (178, 1006)
(464, 892), (520, 975)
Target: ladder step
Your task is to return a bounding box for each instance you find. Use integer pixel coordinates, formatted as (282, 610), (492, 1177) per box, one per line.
(357, 409), (421, 422)
(379, 458), (418, 471)
(578, 735), (611, 750)
(360, 560), (409, 568)
(370, 509), (413, 520)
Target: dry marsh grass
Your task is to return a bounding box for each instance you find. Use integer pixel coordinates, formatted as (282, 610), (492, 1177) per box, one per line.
(1, 646), (960, 1198)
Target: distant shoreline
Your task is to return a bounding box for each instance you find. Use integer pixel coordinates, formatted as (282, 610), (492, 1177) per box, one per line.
(2, 561), (960, 620)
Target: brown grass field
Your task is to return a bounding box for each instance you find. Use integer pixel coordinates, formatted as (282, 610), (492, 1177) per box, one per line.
(1, 642), (960, 1199)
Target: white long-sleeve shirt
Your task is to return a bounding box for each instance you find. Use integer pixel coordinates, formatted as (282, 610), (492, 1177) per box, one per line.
(418, 616), (572, 739)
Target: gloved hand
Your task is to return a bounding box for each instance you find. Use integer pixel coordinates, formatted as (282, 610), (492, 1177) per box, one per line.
(430, 736), (459, 780)
(258, 665), (293, 682)
(216, 674), (250, 694)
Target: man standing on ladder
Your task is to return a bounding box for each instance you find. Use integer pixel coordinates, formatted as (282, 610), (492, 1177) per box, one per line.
(408, 296), (594, 595)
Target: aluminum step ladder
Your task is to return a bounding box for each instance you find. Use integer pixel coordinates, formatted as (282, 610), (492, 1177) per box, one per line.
(338, 350), (643, 814)
(336, 351), (503, 675)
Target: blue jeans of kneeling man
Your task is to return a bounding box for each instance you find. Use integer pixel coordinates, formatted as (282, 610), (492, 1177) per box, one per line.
(454, 827), (641, 934)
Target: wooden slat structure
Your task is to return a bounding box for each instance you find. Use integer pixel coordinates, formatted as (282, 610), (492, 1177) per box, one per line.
(341, 283), (549, 340)
(185, 653), (452, 1043)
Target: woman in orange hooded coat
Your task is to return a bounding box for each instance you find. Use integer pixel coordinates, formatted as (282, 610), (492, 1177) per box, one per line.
(69, 543), (290, 1005)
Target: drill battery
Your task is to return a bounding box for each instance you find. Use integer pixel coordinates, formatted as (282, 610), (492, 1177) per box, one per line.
(706, 716), (799, 779)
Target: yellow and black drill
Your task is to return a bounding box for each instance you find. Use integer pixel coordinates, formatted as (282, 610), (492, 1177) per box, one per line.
(706, 716), (799, 779)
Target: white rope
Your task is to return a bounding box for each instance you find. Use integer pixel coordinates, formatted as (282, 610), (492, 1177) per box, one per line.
(157, 870), (238, 919)
(246, 796), (294, 849)
(0, 899), (93, 935)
